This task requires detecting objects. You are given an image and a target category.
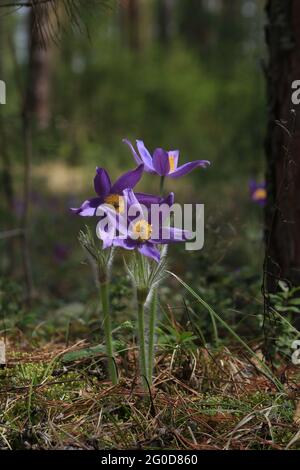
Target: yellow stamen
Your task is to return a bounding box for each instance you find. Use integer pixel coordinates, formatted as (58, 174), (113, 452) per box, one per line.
(104, 194), (125, 213)
(168, 154), (176, 173)
(253, 188), (266, 201)
(132, 219), (152, 241)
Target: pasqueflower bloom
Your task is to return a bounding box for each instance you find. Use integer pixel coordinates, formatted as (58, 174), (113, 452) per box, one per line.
(98, 189), (190, 263)
(70, 165), (144, 216)
(249, 180), (266, 207)
(123, 138), (210, 178)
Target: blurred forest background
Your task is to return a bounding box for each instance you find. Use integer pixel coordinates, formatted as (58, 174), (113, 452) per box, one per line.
(0, 0), (267, 343)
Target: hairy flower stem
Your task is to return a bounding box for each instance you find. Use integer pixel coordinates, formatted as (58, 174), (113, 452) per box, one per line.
(137, 290), (148, 388)
(100, 282), (117, 385)
(148, 289), (157, 384)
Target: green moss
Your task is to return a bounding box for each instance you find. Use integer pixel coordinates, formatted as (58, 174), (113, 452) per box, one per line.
(0, 352), (298, 450)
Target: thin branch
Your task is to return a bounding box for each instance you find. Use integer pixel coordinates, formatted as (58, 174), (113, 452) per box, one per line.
(1, 0), (116, 46)
(0, 1), (54, 7)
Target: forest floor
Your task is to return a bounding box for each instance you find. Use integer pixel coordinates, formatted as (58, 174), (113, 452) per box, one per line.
(0, 340), (299, 450)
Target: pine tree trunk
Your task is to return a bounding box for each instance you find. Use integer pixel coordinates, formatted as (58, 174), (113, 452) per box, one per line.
(121, 0), (140, 51)
(156, 0), (173, 45)
(26, 3), (52, 128)
(0, 21), (16, 273)
(265, 0), (300, 291)
(0, 23), (14, 215)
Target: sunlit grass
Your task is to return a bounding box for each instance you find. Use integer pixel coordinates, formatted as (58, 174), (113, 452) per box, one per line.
(0, 341), (298, 450)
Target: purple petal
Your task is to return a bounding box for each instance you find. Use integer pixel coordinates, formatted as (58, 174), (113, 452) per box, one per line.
(70, 197), (103, 216)
(254, 199), (266, 207)
(135, 192), (164, 207)
(97, 204), (128, 237)
(152, 148), (170, 176)
(136, 140), (155, 172)
(123, 188), (142, 210)
(96, 207), (117, 247)
(151, 227), (191, 244)
(123, 139), (143, 166)
(113, 238), (137, 250)
(123, 188), (147, 224)
(144, 192), (175, 228)
(101, 231), (114, 249)
(169, 227), (191, 241)
(169, 160), (210, 179)
(138, 243), (160, 262)
(249, 179), (257, 193)
(94, 168), (111, 196)
(249, 179), (266, 195)
(162, 192), (175, 207)
(111, 164), (144, 194)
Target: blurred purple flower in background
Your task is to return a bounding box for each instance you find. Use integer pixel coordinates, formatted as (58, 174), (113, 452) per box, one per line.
(70, 164), (144, 216)
(54, 244), (70, 263)
(249, 180), (266, 207)
(123, 138), (210, 178)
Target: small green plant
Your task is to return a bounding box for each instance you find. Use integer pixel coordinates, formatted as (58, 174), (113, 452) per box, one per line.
(156, 317), (198, 354)
(168, 271), (284, 392)
(270, 281), (300, 315)
(267, 281), (300, 359)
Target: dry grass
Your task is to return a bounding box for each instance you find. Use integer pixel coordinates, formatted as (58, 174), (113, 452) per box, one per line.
(0, 340), (299, 450)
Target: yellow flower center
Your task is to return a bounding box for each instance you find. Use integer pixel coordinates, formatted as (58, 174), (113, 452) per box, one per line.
(253, 188), (266, 201)
(168, 154), (176, 173)
(132, 219), (152, 241)
(104, 194), (125, 213)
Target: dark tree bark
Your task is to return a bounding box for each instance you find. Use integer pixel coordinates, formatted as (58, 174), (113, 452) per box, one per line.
(155, 0), (173, 45)
(120, 0), (140, 51)
(0, 23), (14, 214)
(21, 2), (58, 301)
(20, 3), (54, 303)
(25, 3), (53, 128)
(0, 20), (16, 274)
(264, 1), (300, 291)
(177, 0), (207, 47)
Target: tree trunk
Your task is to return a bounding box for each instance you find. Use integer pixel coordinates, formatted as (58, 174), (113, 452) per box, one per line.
(265, 0), (300, 291)
(177, 0), (204, 45)
(26, 3), (52, 128)
(120, 0), (141, 51)
(0, 18), (17, 275)
(156, 0), (173, 45)
(0, 23), (14, 215)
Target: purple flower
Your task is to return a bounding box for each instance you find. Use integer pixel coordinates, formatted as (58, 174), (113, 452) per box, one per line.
(70, 164), (144, 216)
(249, 180), (266, 207)
(123, 138), (210, 178)
(98, 189), (190, 263)
(54, 244), (70, 263)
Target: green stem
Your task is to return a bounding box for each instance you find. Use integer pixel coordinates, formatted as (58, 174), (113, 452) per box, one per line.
(159, 175), (165, 196)
(148, 289), (157, 384)
(100, 282), (117, 385)
(138, 251), (146, 286)
(137, 292), (148, 388)
(208, 308), (219, 347)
